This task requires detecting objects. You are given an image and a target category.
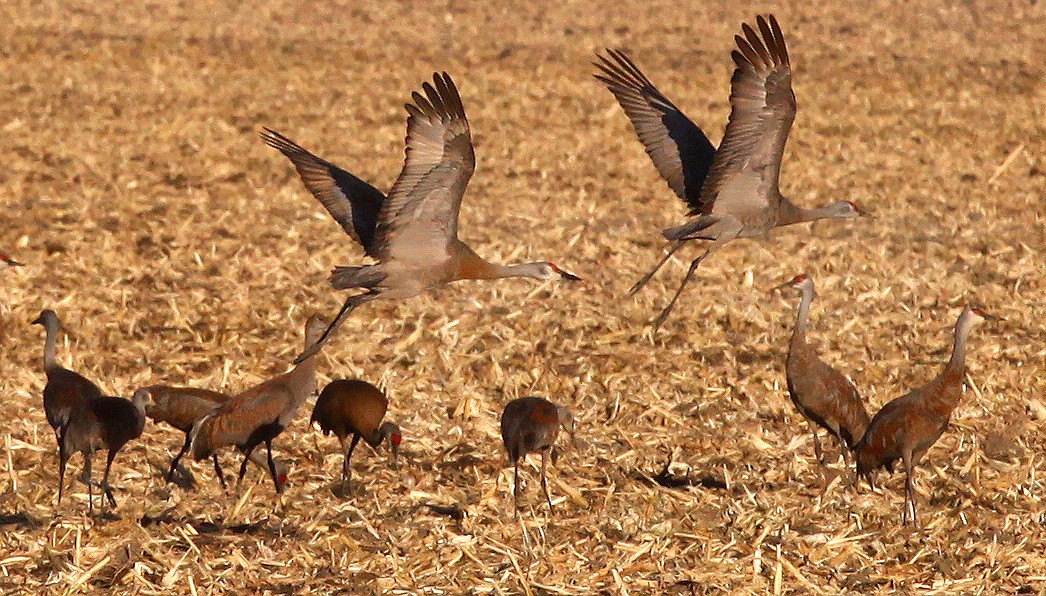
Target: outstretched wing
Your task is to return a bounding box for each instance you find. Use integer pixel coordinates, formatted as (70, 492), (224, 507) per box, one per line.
(372, 72), (475, 265)
(698, 15), (796, 218)
(594, 49), (716, 215)
(261, 127), (386, 255)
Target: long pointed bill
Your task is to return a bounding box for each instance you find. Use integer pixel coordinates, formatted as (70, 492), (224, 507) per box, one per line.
(549, 263), (581, 281)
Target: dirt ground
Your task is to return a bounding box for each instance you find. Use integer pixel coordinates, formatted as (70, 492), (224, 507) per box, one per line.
(1, 0), (1044, 593)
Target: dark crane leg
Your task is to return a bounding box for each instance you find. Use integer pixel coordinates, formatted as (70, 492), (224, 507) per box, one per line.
(629, 240), (686, 296)
(294, 293), (377, 364)
(540, 448), (554, 512)
(212, 454), (227, 490)
(167, 433), (193, 483)
(264, 438), (283, 494)
(341, 434), (362, 496)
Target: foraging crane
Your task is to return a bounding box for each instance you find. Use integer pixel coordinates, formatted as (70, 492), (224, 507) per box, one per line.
(595, 15), (864, 328)
(855, 306), (994, 525)
(59, 392), (147, 512)
(189, 316), (326, 494)
(774, 274), (869, 464)
(263, 72), (580, 363)
(132, 385), (289, 489)
(310, 379), (401, 494)
(500, 396), (575, 514)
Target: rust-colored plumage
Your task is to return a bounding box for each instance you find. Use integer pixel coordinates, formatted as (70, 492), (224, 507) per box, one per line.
(501, 396), (575, 514)
(855, 306), (994, 525)
(775, 274), (870, 464)
(595, 15), (864, 329)
(189, 316), (326, 494)
(59, 393), (146, 512)
(263, 72), (579, 363)
(310, 379), (401, 494)
(133, 385), (288, 489)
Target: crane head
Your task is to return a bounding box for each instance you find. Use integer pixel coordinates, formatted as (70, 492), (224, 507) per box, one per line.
(968, 306), (998, 321)
(770, 273), (813, 294)
(0, 253), (22, 267)
(545, 262), (581, 281)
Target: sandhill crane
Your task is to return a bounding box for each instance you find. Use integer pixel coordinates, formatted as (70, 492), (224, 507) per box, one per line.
(132, 385), (289, 489)
(32, 309), (106, 501)
(189, 316), (326, 494)
(501, 396), (575, 514)
(60, 392), (147, 512)
(595, 15), (864, 328)
(310, 379), (401, 494)
(262, 72), (580, 363)
(774, 274), (869, 464)
(855, 306), (994, 525)
(1, 253), (22, 269)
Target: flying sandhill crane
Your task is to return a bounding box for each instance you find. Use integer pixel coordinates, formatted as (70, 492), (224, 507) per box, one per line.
(310, 379), (401, 495)
(189, 315), (326, 494)
(501, 396), (576, 514)
(855, 306), (994, 525)
(132, 385), (289, 489)
(262, 72), (581, 363)
(59, 392), (147, 512)
(32, 310), (105, 490)
(595, 15), (864, 328)
(1, 252), (22, 269)
(773, 274), (870, 465)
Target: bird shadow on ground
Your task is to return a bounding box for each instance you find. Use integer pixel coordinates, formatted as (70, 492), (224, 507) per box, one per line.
(143, 454), (195, 490)
(0, 510), (40, 530)
(635, 460), (730, 491)
(139, 509), (303, 539)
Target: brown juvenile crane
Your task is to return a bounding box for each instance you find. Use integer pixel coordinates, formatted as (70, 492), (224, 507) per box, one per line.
(189, 315), (326, 494)
(310, 379), (401, 495)
(32, 309), (105, 498)
(132, 385), (288, 489)
(855, 305), (994, 525)
(774, 273), (869, 465)
(262, 72), (580, 363)
(59, 392), (147, 512)
(595, 15), (864, 328)
(501, 396), (576, 514)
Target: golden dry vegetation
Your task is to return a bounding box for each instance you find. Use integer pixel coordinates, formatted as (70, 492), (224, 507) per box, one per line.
(1, 0), (1045, 593)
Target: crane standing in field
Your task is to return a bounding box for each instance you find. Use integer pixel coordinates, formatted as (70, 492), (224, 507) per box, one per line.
(133, 385), (289, 489)
(855, 306), (994, 525)
(189, 316), (326, 495)
(263, 72), (580, 363)
(774, 274), (869, 465)
(501, 396), (576, 514)
(595, 15), (865, 328)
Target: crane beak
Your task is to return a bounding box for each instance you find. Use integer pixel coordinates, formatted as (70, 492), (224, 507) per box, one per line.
(550, 263), (581, 281)
(768, 280), (793, 294)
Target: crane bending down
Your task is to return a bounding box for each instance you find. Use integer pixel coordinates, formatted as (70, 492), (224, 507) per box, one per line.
(595, 15), (864, 329)
(263, 73), (580, 363)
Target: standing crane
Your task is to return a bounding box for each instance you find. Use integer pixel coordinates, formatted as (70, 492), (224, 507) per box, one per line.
(189, 315), (326, 495)
(263, 72), (580, 363)
(595, 15), (864, 328)
(500, 396), (575, 514)
(774, 274), (869, 464)
(855, 306), (994, 525)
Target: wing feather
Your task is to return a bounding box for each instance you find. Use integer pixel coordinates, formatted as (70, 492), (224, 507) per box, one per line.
(373, 73), (475, 264)
(594, 49), (716, 213)
(261, 128), (385, 255)
(697, 15), (796, 218)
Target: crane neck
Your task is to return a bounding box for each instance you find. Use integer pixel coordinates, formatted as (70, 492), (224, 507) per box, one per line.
(948, 308), (976, 372)
(285, 352), (318, 410)
(777, 197), (846, 227)
(792, 283), (815, 340)
(41, 319), (59, 372)
(456, 245), (547, 281)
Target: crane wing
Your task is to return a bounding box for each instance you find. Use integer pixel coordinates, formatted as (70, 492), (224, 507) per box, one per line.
(594, 49), (717, 214)
(372, 73), (475, 266)
(697, 15), (796, 218)
(261, 127), (386, 256)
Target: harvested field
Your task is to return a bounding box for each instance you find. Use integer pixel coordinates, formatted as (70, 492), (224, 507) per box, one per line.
(1, 0), (1045, 593)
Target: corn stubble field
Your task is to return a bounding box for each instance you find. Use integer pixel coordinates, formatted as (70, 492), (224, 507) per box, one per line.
(1, 0), (1044, 593)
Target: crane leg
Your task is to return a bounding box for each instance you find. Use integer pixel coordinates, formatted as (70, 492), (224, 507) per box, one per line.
(629, 240), (686, 296)
(652, 224), (740, 330)
(902, 452), (917, 526)
(236, 447), (255, 493)
(540, 449), (554, 512)
(264, 439), (282, 494)
(652, 251), (708, 330)
(167, 433), (192, 483)
(83, 452), (94, 514)
(57, 438), (68, 506)
(212, 454), (227, 490)
(811, 429), (824, 463)
(513, 462), (521, 517)
(295, 293), (375, 364)
(102, 449), (118, 509)
(342, 435), (362, 496)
